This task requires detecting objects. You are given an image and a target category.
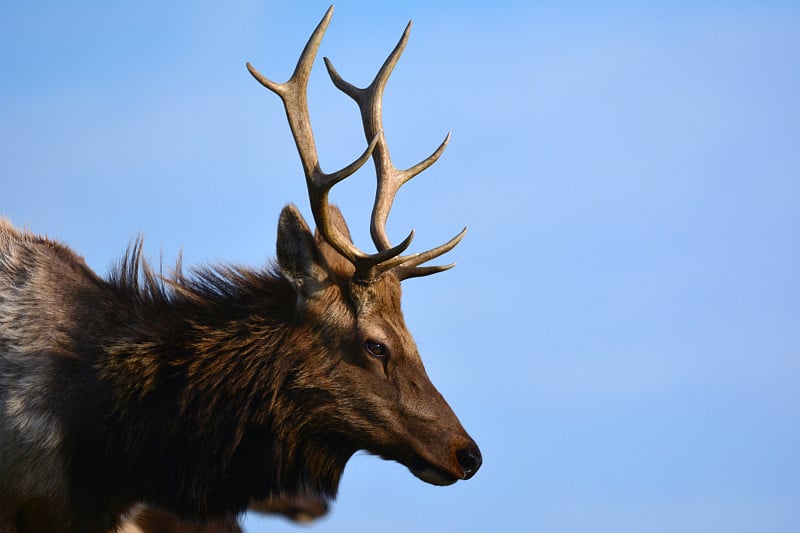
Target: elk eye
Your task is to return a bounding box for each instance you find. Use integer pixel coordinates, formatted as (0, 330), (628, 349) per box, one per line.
(364, 340), (388, 358)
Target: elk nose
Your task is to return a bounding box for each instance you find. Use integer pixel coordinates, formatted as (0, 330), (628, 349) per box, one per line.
(456, 444), (482, 479)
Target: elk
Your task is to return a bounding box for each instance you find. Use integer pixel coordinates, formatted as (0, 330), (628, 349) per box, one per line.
(0, 6), (481, 533)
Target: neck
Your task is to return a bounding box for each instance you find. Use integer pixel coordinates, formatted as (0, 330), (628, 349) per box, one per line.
(85, 263), (351, 518)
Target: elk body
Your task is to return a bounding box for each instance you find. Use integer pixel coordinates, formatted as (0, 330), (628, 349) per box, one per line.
(0, 7), (480, 533)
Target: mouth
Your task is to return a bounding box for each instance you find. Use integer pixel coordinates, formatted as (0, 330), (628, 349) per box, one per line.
(407, 454), (461, 486)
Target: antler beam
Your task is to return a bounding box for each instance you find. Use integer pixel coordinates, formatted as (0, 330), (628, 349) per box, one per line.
(324, 20), (466, 280)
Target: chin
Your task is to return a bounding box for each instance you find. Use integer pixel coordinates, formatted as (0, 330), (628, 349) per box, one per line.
(407, 457), (461, 486)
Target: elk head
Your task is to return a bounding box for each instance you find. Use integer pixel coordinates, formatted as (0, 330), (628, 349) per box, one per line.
(247, 7), (481, 487)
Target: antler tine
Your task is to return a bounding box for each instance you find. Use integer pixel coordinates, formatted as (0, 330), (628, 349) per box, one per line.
(324, 20), (464, 279)
(247, 6), (416, 279)
(395, 263), (456, 281)
(377, 226), (467, 278)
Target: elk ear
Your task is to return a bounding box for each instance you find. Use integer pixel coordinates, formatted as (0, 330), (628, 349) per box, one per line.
(277, 204), (329, 297)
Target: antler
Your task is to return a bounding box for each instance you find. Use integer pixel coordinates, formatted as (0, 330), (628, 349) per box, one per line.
(248, 6), (464, 282)
(324, 21), (466, 281)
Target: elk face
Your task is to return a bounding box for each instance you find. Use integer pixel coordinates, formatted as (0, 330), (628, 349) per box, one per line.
(344, 277), (482, 486)
(257, 6), (481, 487)
(277, 206), (481, 486)
(341, 278), (481, 486)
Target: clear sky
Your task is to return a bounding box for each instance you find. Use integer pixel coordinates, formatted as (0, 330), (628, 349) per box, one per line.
(2, 1), (799, 532)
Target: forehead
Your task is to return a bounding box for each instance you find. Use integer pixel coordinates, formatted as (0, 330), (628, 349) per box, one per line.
(349, 274), (403, 317)
(304, 273), (406, 335)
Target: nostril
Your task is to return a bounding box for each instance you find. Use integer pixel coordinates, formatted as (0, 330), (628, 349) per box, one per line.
(456, 445), (482, 479)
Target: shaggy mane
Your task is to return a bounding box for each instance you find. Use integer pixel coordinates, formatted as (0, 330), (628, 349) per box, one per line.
(106, 236), (284, 309)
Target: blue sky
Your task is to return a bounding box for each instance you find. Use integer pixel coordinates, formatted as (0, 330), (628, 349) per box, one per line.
(2, 1), (799, 532)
